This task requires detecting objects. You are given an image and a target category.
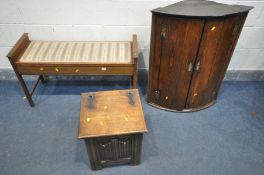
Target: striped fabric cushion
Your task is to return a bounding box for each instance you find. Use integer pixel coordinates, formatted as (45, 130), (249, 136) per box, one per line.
(20, 41), (132, 63)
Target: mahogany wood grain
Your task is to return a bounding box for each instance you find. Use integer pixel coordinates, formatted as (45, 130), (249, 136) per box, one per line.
(7, 33), (30, 61)
(132, 34), (138, 59)
(7, 34), (139, 106)
(132, 34), (138, 88)
(7, 33), (34, 106)
(16, 66), (134, 75)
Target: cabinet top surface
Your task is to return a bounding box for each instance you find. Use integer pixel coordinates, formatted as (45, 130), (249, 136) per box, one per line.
(78, 89), (148, 139)
(152, 0), (253, 17)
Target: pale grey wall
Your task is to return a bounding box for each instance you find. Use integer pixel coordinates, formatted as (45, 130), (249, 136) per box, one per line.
(0, 0), (263, 70)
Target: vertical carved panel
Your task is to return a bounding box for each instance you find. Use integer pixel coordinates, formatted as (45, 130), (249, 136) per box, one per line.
(98, 141), (113, 162)
(86, 134), (143, 170)
(96, 136), (132, 164)
(117, 138), (131, 159)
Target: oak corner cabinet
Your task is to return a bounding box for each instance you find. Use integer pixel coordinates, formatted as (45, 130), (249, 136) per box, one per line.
(147, 0), (253, 112)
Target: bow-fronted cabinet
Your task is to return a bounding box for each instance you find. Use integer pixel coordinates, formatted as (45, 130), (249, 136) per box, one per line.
(147, 0), (253, 112)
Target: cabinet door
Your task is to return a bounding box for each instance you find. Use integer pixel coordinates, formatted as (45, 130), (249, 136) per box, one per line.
(148, 14), (204, 111)
(186, 13), (248, 109)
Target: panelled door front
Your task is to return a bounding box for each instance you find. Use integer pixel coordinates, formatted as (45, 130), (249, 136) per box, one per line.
(149, 15), (204, 111)
(186, 13), (247, 109)
(96, 136), (132, 165)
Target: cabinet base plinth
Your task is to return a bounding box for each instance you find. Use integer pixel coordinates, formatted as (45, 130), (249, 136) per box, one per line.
(147, 100), (217, 113)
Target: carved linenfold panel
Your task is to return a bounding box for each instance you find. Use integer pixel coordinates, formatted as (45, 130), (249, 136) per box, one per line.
(96, 136), (132, 163)
(84, 133), (144, 170)
(98, 141), (113, 161)
(117, 139), (131, 159)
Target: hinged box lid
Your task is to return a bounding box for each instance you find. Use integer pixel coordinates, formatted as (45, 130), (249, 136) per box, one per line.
(78, 89), (148, 139)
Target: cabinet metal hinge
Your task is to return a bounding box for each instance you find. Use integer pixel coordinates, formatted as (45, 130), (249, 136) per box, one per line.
(195, 61), (201, 71)
(188, 62), (193, 72)
(161, 25), (167, 38)
(154, 90), (160, 101)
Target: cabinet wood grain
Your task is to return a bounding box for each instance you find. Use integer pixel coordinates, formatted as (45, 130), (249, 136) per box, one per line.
(147, 0), (253, 112)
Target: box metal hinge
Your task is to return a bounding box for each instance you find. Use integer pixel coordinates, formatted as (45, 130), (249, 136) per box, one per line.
(87, 94), (95, 109)
(127, 91), (135, 106)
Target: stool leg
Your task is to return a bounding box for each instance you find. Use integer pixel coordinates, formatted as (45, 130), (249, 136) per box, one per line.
(39, 75), (46, 84)
(17, 73), (35, 107)
(8, 57), (35, 107)
(132, 56), (138, 89)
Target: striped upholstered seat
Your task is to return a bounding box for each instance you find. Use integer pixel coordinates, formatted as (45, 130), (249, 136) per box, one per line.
(20, 41), (132, 63)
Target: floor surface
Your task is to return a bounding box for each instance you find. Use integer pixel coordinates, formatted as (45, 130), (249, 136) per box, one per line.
(0, 77), (264, 175)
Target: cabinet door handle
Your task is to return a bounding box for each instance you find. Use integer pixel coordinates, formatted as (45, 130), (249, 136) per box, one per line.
(195, 61), (201, 71)
(188, 62), (193, 72)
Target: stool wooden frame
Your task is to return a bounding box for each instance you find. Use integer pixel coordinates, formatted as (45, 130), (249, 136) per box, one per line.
(7, 33), (139, 107)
